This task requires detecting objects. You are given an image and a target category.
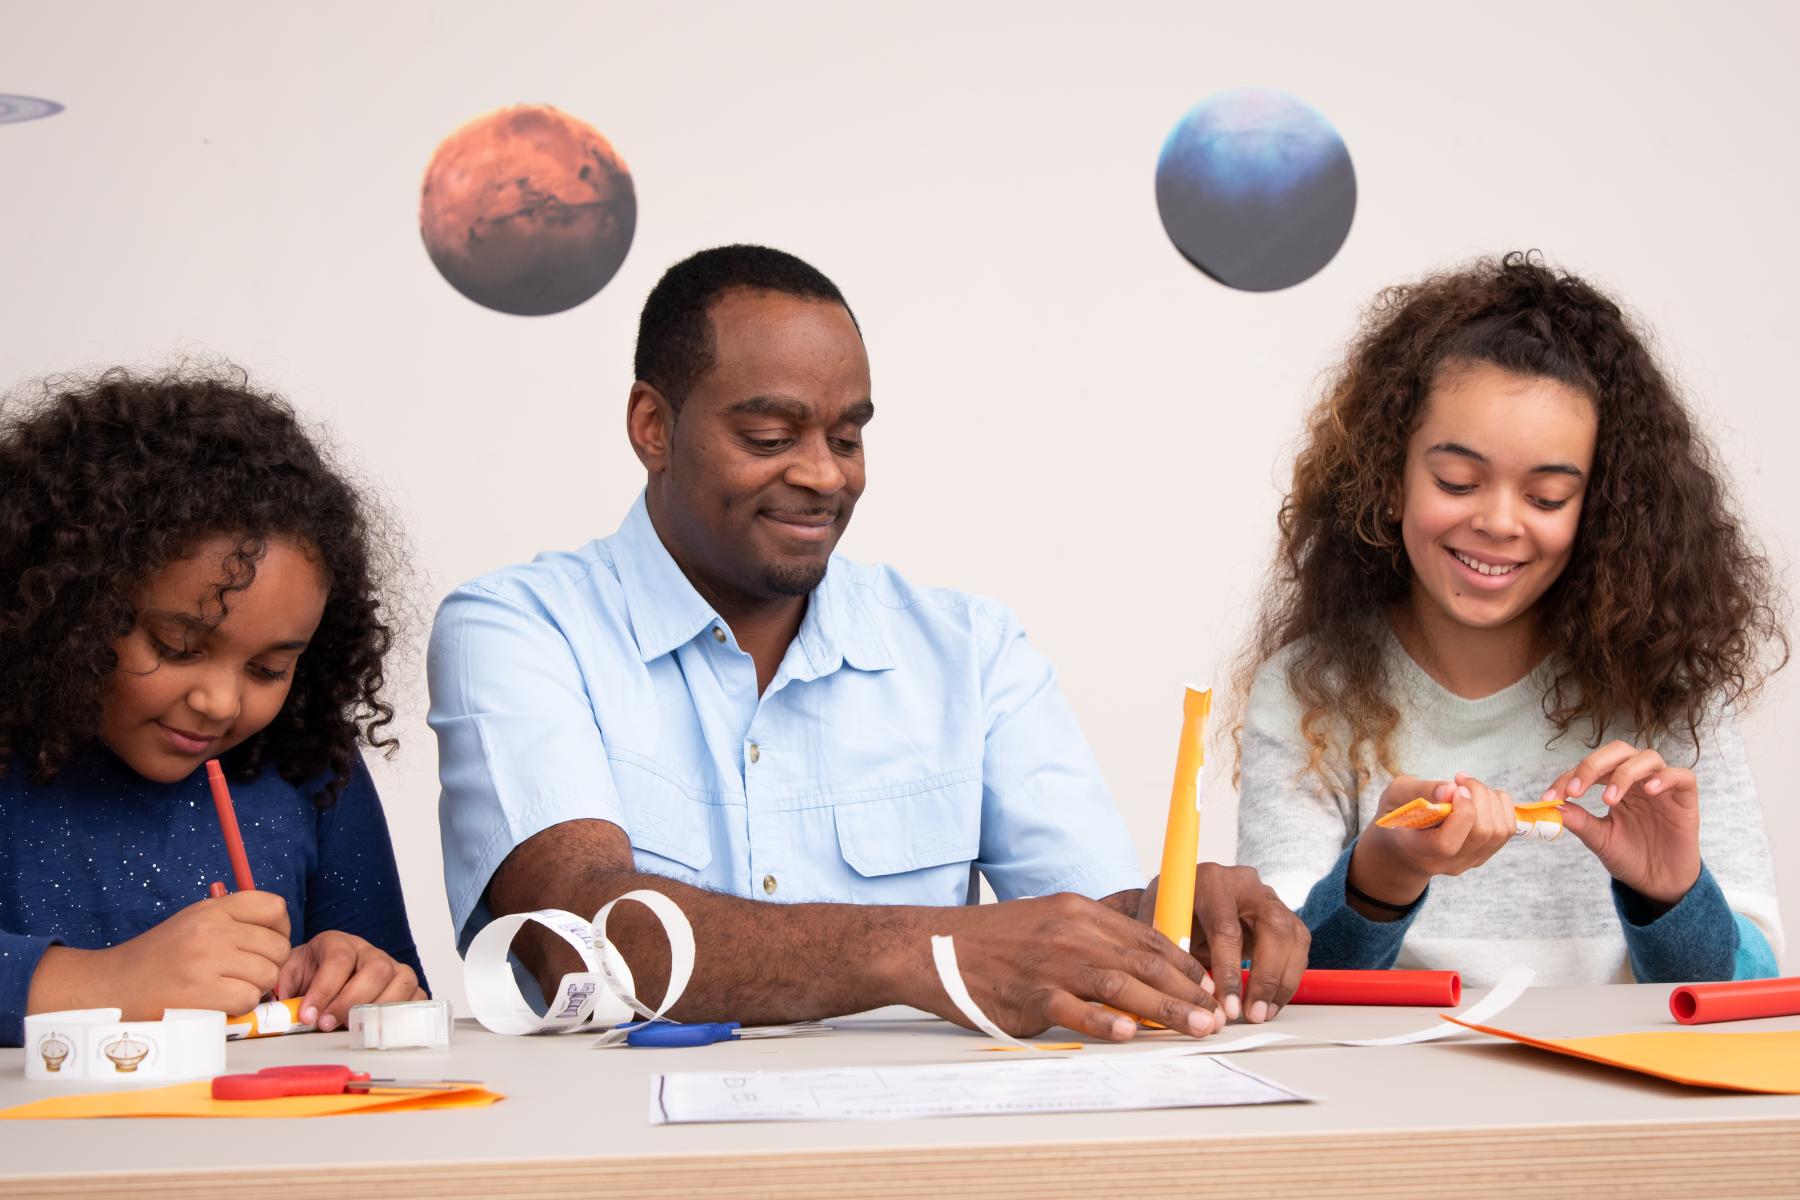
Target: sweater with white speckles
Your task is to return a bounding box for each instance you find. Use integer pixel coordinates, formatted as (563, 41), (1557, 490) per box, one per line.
(0, 747), (425, 1045)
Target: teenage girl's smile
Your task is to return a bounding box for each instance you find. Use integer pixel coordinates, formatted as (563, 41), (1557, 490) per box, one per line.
(1399, 360), (1598, 635)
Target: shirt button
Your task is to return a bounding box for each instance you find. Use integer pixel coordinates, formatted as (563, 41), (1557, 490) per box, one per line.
(747, 742), (761, 764)
(762, 874), (778, 895)
(711, 626), (726, 643)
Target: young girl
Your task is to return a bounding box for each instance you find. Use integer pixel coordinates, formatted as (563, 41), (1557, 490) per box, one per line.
(0, 367), (427, 1046)
(1233, 253), (1788, 987)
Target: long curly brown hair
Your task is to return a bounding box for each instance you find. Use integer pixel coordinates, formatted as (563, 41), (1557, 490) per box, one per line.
(0, 365), (398, 805)
(1231, 252), (1789, 788)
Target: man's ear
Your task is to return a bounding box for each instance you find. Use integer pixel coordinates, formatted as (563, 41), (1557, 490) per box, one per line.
(626, 381), (675, 472)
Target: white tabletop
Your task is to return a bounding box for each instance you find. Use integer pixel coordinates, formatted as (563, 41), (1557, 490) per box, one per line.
(3, 983), (1798, 1198)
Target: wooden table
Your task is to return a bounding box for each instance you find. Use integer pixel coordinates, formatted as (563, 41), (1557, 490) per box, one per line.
(2, 983), (1797, 1198)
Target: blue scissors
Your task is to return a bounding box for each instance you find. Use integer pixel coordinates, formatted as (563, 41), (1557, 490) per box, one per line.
(621, 1020), (832, 1048)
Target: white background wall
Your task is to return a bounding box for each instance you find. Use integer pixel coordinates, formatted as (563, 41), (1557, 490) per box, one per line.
(4, 0), (1795, 1008)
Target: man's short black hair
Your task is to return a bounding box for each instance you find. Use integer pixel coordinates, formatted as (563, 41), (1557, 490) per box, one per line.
(634, 244), (858, 410)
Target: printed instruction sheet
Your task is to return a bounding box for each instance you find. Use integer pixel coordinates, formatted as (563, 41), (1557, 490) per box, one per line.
(650, 1051), (1314, 1124)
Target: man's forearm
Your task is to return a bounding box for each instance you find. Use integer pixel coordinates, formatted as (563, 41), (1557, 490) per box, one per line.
(488, 821), (944, 1024)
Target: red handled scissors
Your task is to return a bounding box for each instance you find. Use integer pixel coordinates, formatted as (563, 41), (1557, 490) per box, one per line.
(211, 1064), (476, 1100)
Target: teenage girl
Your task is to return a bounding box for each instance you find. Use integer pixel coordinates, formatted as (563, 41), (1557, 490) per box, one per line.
(1, 367), (426, 1045)
(1233, 254), (1787, 986)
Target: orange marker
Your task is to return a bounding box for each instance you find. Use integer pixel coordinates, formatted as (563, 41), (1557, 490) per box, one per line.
(1152, 686), (1212, 953)
(206, 758), (257, 892)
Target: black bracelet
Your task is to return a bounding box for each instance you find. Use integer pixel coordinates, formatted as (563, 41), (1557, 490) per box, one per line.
(1345, 877), (1423, 914)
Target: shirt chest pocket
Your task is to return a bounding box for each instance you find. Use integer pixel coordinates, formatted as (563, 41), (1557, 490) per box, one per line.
(614, 760), (716, 885)
(833, 775), (982, 906)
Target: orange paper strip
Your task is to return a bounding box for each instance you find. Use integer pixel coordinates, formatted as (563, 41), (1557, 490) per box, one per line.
(0, 1080), (502, 1119)
(1443, 1016), (1800, 1094)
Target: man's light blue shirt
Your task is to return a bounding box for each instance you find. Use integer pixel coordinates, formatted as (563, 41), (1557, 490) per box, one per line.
(430, 495), (1144, 951)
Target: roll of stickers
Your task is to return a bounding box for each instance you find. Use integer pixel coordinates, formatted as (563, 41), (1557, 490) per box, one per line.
(225, 996), (315, 1039)
(24, 1008), (226, 1087)
(1238, 968), (1461, 1007)
(463, 888), (695, 1044)
(1670, 977), (1800, 1025)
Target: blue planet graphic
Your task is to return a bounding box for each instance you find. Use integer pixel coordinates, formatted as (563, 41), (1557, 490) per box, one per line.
(0, 95), (64, 125)
(1155, 88), (1356, 291)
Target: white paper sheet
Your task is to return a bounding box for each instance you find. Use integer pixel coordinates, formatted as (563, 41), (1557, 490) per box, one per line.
(649, 1052), (1313, 1124)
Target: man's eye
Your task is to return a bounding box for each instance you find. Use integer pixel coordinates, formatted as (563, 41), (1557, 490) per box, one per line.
(744, 436), (790, 452)
(830, 438), (862, 454)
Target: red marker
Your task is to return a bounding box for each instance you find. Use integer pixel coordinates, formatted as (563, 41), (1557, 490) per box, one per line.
(206, 758), (256, 893)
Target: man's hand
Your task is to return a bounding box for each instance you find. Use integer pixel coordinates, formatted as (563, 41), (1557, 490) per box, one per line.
(276, 931), (426, 1032)
(918, 893), (1224, 1041)
(1137, 865), (1310, 1024)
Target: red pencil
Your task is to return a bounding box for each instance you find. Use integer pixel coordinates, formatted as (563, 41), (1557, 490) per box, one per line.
(205, 758), (257, 892)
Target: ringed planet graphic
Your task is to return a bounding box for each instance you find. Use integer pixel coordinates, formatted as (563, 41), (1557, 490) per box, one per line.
(420, 104), (636, 316)
(0, 95), (65, 124)
(1155, 88), (1356, 292)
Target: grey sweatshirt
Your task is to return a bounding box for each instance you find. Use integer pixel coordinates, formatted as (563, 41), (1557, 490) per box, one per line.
(1237, 638), (1783, 986)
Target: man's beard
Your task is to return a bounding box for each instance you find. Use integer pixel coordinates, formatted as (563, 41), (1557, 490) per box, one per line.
(760, 559), (829, 596)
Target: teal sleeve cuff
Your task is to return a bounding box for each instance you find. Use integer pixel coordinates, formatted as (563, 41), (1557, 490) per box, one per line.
(1296, 839), (1422, 970)
(1613, 863), (1736, 983)
(1732, 913), (1779, 980)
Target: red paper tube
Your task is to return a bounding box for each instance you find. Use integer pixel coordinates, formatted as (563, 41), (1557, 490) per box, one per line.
(1670, 977), (1800, 1025)
(1239, 968), (1461, 1007)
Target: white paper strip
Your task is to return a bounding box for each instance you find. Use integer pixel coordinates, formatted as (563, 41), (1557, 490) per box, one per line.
(461, 888), (697, 1042)
(930, 934), (1038, 1050)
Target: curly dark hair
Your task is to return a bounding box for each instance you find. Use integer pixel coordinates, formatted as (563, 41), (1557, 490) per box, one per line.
(1230, 251), (1790, 787)
(0, 365), (398, 805)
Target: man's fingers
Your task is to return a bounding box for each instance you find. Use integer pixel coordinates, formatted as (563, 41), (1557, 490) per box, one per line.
(1195, 912), (1245, 1020)
(1085, 969), (1219, 1037)
(1041, 991), (1135, 1042)
(1242, 906), (1310, 1018)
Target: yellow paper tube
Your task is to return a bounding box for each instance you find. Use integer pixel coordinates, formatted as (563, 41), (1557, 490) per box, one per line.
(1152, 685), (1212, 953)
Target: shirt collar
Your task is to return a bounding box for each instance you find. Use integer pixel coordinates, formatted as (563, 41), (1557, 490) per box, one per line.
(611, 494), (723, 663)
(610, 493), (894, 675)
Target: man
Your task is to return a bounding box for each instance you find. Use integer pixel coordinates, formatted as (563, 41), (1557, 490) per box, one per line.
(430, 245), (1308, 1040)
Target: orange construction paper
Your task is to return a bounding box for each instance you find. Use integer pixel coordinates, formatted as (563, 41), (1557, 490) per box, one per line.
(1444, 1016), (1800, 1094)
(0, 1080), (501, 1119)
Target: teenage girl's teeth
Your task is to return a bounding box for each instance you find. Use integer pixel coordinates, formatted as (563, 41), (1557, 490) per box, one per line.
(1453, 550), (1518, 577)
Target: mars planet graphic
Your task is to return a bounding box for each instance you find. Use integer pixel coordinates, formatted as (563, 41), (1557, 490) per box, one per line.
(420, 104), (636, 316)
(1155, 88), (1355, 292)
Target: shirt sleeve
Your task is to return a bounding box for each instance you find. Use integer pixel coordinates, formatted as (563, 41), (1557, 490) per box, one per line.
(972, 604), (1143, 902)
(1, 930), (61, 1047)
(306, 756), (428, 993)
(429, 581), (626, 948)
(1296, 840), (1422, 969)
(1650, 707), (1785, 972)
